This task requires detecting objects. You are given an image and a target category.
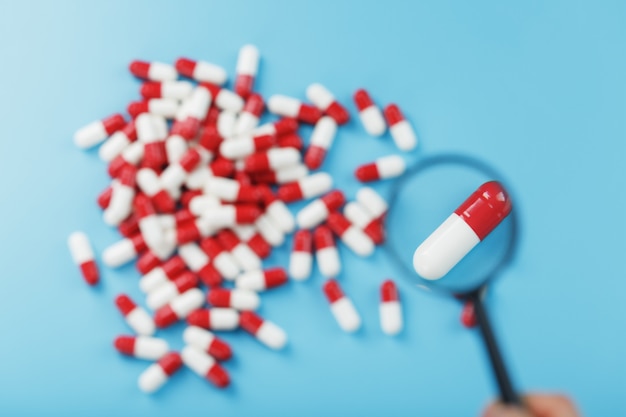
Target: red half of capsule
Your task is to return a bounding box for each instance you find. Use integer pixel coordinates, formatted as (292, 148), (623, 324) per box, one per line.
(453, 181), (512, 241)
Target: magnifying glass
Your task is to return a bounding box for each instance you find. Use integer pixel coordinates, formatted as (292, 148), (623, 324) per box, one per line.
(384, 152), (521, 406)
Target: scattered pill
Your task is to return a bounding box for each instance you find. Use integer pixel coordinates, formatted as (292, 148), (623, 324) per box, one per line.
(235, 93), (264, 135)
(355, 155), (406, 182)
(130, 60), (177, 82)
(183, 326), (232, 361)
(67, 231), (99, 286)
(268, 95), (322, 124)
(413, 181), (512, 280)
(154, 288), (205, 328)
(181, 345), (230, 388)
(326, 212), (375, 257)
(306, 83), (350, 124)
(461, 300), (478, 328)
(323, 279), (361, 333)
(186, 308), (240, 331)
(384, 104), (417, 151)
(99, 121), (137, 162)
(208, 288), (260, 311)
(115, 294), (156, 336)
(147, 271), (198, 310)
(216, 230), (262, 272)
(234, 44), (260, 98)
(235, 268), (288, 292)
(277, 172), (333, 202)
(313, 225), (341, 277)
(114, 335), (169, 360)
(138, 352), (183, 394)
(379, 280), (403, 335)
(304, 116), (338, 170)
(239, 311), (287, 350)
(296, 190), (345, 229)
(74, 113), (126, 149)
(289, 229), (313, 281)
(356, 187), (388, 220)
(175, 57), (227, 85)
(353, 89), (386, 136)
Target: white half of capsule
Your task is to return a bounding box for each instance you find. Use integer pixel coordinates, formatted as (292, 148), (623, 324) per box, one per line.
(185, 166), (213, 190)
(330, 298), (361, 333)
(99, 130), (132, 162)
(299, 172), (333, 199)
(211, 251), (240, 281)
(231, 243), (262, 272)
(297, 199), (331, 229)
(204, 177), (242, 202)
(271, 164), (309, 184)
(214, 89), (244, 113)
(390, 120), (417, 151)
(266, 200), (296, 233)
(74, 120), (109, 149)
(289, 251), (312, 281)
(235, 270), (268, 291)
(255, 321), (287, 350)
(358, 105), (386, 136)
(169, 289), (204, 318)
(220, 136), (258, 159)
(205, 308), (240, 330)
(147, 62), (178, 81)
(132, 337), (170, 360)
(234, 112), (260, 136)
(136, 168), (163, 197)
(217, 110), (237, 138)
(160, 81), (193, 99)
(67, 231), (95, 265)
(147, 280), (187, 310)
(181, 345), (217, 377)
(102, 238), (139, 267)
(267, 95), (300, 117)
(343, 201), (374, 229)
(140, 266), (173, 294)
(136, 113), (161, 143)
(255, 215), (285, 247)
(380, 301), (403, 336)
(183, 326), (217, 351)
(223, 290), (260, 311)
(189, 195), (221, 216)
(120, 140), (145, 164)
(177, 86), (212, 121)
(306, 83), (335, 110)
(126, 307), (156, 336)
(356, 187), (388, 219)
(316, 247), (341, 277)
(374, 155), (406, 179)
(160, 162), (189, 191)
(146, 98), (178, 118)
(138, 362), (169, 393)
(151, 229), (178, 260)
(201, 206), (240, 228)
(339, 226), (375, 257)
(165, 134), (188, 164)
(192, 61), (228, 85)
(265, 148), (301, 170)
(103, 183), (135, 226)
(139, 215), (166, 255)
(309, 116), (337, 149)
(236, 44), (260, 75)
(412, 213), (480, 281)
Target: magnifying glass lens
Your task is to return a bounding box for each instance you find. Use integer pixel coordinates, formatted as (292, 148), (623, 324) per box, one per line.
(385, 155), (517, 294)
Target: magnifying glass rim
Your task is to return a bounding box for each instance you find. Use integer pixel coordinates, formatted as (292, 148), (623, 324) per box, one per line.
(383, 152), (520, 295)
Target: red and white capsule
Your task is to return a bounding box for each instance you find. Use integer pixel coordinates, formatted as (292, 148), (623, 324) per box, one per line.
(204, 177), (260, 203)
(460, 300), (477, 328)
(234, 93), (264, 135)
(244, 148), (301, 173)
(323, 279), (361, 333)
(217, 110), (237, 138)
(99, 121), (137, 162)
(128, 98), (179, 119)
(236, 268), (288, 292)
(353, 89), (386, 136)
(175, 57), (227, 85)
(355, 155), (406, 182)
(343, 201), (385, 245)
(181, 346), (230, 388)
(268, 95), (322, 124)
(314, 225), (341, 277)
(304, 116), (338, 170)
(141, 81), (193, 100)
(327, 212), (375, 257)
(103, 166), (136, 226)
(220, 133), (274, 159)
(239, 311), (287, 350)
(136, 168), (176, 213)
(186, 308), (240, 331)
(253, 164), (309, 185)
(102, 234), (147, 268)
(139, 255), (186, 293)
(233, 225), (272, 260)
(208, 288), (260, 311)
(384, 104), (417, 151)
(107, 141), (144, 178)
(380, 280), (403, 335)
(277, 172), (333, 203)
(160, 147), (202, 190)
(413, 181), (512, 280)
(177, 243), (221, 288)
(74, 113), (126, 149)
(173, 86), (212, 140)
(114, 335), (169, 360)
(202, 204), (261, 229)
(216, 230), (262, 271)
(67, 232), (99, 286)
(147, 271), (198, 310)
(115, 294), (156, 336)
(154, 288), (204, 328)
(183, 326), (232, 361)
(136, 114), (166, 170)
(306, 83), (350, 124)
(199, 238), (240, 281)
(134, 194), (167, 255)
(289, 229), (313, 281)
(234, 44), (260, 98)
(138, 352), (183, 394)
(253, 117), (299, 137)
(200, 83), (244, 113)
(129, 60), (177, 81)
(296, 190), (345, 229)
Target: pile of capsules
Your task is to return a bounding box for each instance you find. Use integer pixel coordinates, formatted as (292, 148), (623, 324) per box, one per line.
(67, 45), (476, 394)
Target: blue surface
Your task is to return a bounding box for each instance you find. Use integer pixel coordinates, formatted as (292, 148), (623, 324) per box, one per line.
(0, 1), (625, 416)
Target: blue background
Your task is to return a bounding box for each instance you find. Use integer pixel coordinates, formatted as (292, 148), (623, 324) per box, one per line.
(0, 1), (624, 416)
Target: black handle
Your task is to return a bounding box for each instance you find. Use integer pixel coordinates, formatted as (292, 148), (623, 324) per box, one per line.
(469, 291), (522, 406)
